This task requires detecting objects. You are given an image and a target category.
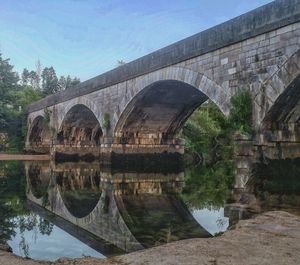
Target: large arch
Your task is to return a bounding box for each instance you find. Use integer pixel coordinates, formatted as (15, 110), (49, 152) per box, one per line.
(56, 104), (103, 146)
(257, 49), (300, 127)
(113, 67), (229, 145)
(263, 73), (300, 130)
(28, 115), (51, 147)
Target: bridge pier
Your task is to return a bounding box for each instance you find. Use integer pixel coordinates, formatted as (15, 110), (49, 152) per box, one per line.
(28, 138), (185, 163)
(233, 125), (300, 189)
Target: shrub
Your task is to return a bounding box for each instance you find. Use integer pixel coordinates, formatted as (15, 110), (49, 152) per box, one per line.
(229, 89), (253, 135)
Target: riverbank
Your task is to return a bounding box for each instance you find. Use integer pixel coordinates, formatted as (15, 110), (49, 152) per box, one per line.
(0, 211), (299, 265)
(0, 154), (50, 161)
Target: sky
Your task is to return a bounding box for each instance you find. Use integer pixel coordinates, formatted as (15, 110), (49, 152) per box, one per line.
(0, 0), (273, 81)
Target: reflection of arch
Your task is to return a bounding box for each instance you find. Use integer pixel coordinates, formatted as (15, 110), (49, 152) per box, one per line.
(113, 67), (229, 134)
(115, 193), (210, 248)
(28, 116), (51, 146)
(57, 104), (103, 146)
(25, 161), (51, 200)
(25, 161), (211, 253)
(259, 49), (300, 127)
(56, 171), (102, 218)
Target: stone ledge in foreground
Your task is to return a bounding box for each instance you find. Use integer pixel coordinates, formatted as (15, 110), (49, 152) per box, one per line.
(0, 211), (299, 265)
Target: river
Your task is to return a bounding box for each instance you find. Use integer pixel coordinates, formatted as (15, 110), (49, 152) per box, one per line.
(0, 158), (299, 261)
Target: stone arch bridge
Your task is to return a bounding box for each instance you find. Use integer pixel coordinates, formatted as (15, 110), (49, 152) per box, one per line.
(27, 0), (300, 161)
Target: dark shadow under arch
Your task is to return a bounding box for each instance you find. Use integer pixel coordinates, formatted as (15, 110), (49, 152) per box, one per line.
(263, 74), (300, 130)
(57, 104), (103, 146)
(114, 80), (210, 144)
(29, 116), (51, 146)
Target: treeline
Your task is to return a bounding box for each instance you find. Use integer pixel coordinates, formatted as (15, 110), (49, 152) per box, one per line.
(0, 52), (80, 151)
(21, 62), (80, 95)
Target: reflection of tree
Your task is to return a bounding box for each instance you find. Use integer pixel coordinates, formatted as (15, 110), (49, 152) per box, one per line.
(216, 217), (227, 229)
(0, 161), (28, 244)
(38, 218), (53, 235)
(0, 204), (17, 244)
(253, 158), (300, 209)
(254, 158), (300, 195)
(181, 100), (235, 210)
(19, 215), (38, 233)
(0, 161), (54, 253)
(19, 235), (29, 258)
(181, 163), (234, 210)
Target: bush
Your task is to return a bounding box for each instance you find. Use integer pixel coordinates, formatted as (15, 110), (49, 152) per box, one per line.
(229, 89), (253, 135)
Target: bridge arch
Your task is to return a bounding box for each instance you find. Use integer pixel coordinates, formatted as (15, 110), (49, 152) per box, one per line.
(260, 49), (300, 129)
(113, 67), (229, 143)
(28, 115), (51, 147)
(57, 103), (104, 146)
(57, 97), (103, 130)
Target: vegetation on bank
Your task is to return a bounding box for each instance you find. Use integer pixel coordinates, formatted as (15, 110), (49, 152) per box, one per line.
(0, 52), (80, 152)
(181, 90), (253, 210)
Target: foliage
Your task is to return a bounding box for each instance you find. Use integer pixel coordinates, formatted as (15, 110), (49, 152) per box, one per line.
(229, 89), (253, 135)
(117, 60), (126, 66)
(182, 100), (232, 163)
(0, 161), (54, 248)
(43, 108), (52, 124)
(41, 67), (59, 95)
(181, 97), (255, 210)
(0, 161), (27, 243)
(181, 161), (235, 210)
(0, 53), (19, 105)
(58, 75), (80, 90)
(0, 51), (80, 151)
(253, 158), (300, 195)
(103, 113), (110, 129)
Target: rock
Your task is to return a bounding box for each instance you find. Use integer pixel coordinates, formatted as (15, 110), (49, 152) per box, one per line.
(0, 244), (12, 253)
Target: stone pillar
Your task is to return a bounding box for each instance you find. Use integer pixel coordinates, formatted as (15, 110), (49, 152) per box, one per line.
(233, 132), (254, 189)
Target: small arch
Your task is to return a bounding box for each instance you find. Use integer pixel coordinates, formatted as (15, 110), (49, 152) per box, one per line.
(57, 104), (103, 147)
(28, 116), (51, 147)
(57, 97), (102, 130)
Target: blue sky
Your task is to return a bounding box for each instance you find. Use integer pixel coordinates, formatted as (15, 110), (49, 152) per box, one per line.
(0, 0), (273, 81)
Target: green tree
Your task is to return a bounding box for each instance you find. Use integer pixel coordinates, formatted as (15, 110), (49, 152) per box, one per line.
(182, 100), (232, 163)
(21, 68), (30, 85)
(41, 67), (58, 95)
(0, 53), (19, 105)
(58, 75), (80, 91)
(229, 89), (253, 135)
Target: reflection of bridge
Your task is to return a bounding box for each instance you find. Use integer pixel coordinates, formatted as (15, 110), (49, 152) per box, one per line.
(225, 158), (300, 226)
(25, 161), (210, 254)
(26, 1), (300, 164)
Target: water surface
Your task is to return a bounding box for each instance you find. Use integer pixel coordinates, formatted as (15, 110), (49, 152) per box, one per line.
(0, 158), (299, 261)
